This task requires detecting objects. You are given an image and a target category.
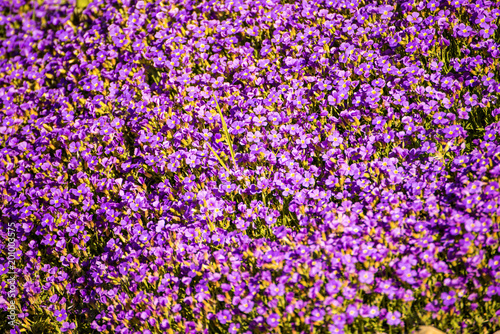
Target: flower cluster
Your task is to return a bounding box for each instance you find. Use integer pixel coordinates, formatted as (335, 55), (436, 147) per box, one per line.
(1, 0), (500, 333)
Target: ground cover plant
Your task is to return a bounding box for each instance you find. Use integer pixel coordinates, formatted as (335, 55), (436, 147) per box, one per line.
(1, 0), (500, 333)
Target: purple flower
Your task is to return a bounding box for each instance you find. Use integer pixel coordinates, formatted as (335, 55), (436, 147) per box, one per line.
(401, 268), (418, 284)
(386, 311), (402, 325)
(451, 0), (465, 7)
(342, 24), (357, 36)
(228, 323), (240, 334)
(326, 280), (342, 295)
(217, 310), (232, 324)
(329, 325), (345, 334)
(238, 298), (254, 313)
(8, 0), (500, 332)
(443, 125), (463, 139)
(54, 309), (67, 322)
(432, 112), (448, 125)
(441, 291), (457, 306)
(328, 132), (344, 147)
(301, 173), (315, 188)
(383, 132), (395, 143)
(480, 25), (494, 38)
(456, 23), (473, 37)
(293, 96), (307, 108)
(296, 135), (311, 148)
(268, 283), (285, 297)
(427, 0), (439, 10)
(361, 305), (379, 318)
(266, 313), (280, 327)
(67, 222), (84, 237)
(61, 322), (76, 332)
(405, 41), (419, 53)
(407, 12), (422, 24)
(358, 270), (374, 284)
(310, 308), (325, 322)
(379, 5), (393, 19)
(231, 121), (246, 135)
(332, 313), (346, 326)
(488, 256), (500, 269)
(346, 304), (359, 321)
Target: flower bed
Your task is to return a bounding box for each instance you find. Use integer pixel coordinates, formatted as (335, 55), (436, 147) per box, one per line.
(1, 0), (500, 333)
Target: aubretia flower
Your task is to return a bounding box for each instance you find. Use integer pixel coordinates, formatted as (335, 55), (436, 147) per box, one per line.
(61, 322), (76, 332)
(328, 94), (340, 106)
(326, 279), (342, 295)
(406, 41), (419, 53)
(372, 116), (385, 129)
(217, 310), (232, 324)
(253, 116), (267, 127)
(294, 96), (307, 108)
(293, 175), (308, 190)
(407, 12), (422, 24)
(488, 256), (500, 269)
(228, 323), (240, 334)
(379, 5), (393, 19)
(358, 270), (374, 284)
(360, 305), (379, 318)
(442, 291), (457, 306)
(6, 0), (500, 332)
(329, 325), (345, 334)
(67, 222), (84, 237)
(319, 79), (332, 90)
(54, 309), (67, 322)
(296, 135), (311, 148)
(328, 132), (344, 147)
(433, 112), (448, 125)
(346, 305), (359, 321)
(456, 23), (473, 37)
(268, 283), (285, 297)
(401, 270), (417, 285)
(266, 313), (280, 327)
(480, 25), (495, 38)
(383, 132), (395, 143)
(427, 0), (439, 10)
(386, 311), (402, 325)
(342, 24), (357, 36)
(238, 298), (254, 313)
(231, 121), (246, 135)
(221, 183), (236, 193)
(443, 125), (463, 139)
(464, 92), (478, 106)
(310, 308), (325, 322)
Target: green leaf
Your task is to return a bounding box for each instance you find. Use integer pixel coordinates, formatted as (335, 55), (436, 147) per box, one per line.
(206, 143), (230, 173)
(212, 94), (237, 168)
(76, 0), (91, 8)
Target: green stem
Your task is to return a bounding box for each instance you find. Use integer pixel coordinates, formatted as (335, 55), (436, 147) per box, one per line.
(212, 94), (237, 169)
(206, 143), (230, 173)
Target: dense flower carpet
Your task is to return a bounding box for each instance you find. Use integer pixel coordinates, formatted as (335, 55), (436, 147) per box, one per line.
(1, 0), (500, 333)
